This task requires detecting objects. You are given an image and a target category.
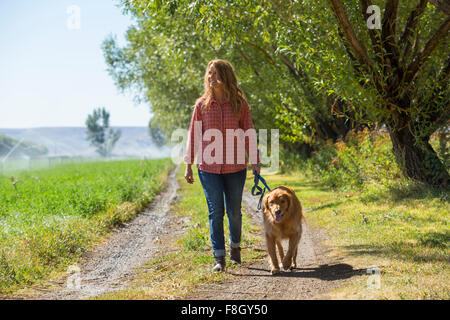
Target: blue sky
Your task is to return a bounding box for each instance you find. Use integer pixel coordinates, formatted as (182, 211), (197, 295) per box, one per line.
(0, 0), (150, 128)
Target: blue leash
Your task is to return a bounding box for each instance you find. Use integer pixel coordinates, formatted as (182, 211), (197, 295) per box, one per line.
(251, 170), (271, 210)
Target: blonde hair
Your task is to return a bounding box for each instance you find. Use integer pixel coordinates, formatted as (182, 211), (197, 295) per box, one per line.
(201, 59), (246, 116)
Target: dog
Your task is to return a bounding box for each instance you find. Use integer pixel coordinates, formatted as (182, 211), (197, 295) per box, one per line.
(262, 186), (303, 274)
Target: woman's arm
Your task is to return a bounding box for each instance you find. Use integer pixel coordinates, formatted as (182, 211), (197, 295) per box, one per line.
(184, 99), (203, 183)
(239, 99), (261, 174)
(184, 99), (203, 166)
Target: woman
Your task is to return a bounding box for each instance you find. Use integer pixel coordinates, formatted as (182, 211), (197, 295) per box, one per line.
(184, 59), (261, 272)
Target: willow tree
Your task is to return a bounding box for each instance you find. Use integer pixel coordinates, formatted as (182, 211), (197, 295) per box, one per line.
(326, 0), (449, 186)
(107, 0), (448, 185)
(103, 1), (317, 151)
(147, 0), (449, 185)
(110, 0), (365, 154)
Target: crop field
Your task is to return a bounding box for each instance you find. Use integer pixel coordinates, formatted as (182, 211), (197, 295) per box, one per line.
(0, 158), (174, 293)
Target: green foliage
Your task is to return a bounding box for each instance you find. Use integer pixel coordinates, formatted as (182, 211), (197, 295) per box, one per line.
(103, 0), (354, 149)
(327, 130), (402, 189)
(101, 15), (208, 141)
(148, 121), (166, 148)
(432, 126), (450, 169)
(0, 158), (173, 293)
(105, 0), (449, 184)
(283, 129), (403, 191)
(85, 107), (122, 157)
(183, 228), (209, 251)
(261, 166), (449, 299)
(418, 231), (449, 249)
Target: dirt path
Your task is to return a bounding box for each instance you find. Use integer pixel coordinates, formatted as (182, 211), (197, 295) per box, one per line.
(31, 164), (362, 300)
(183, 191), (364, 300)
(36, 163), (185, 300)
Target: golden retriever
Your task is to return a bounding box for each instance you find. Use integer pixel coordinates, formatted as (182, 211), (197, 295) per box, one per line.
(262, 186), (303, 274)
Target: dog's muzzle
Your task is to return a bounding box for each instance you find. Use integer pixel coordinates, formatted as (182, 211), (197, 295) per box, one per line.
(274, 209), (282, 223)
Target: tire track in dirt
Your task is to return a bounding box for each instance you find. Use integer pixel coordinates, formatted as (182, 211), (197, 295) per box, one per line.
(35, 163), (185, 300)
(183, 191), (364, 300)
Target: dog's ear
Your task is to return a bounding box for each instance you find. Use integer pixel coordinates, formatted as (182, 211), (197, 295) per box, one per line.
(286, 194), (291, 211)
(291, 192), (302, 215)
(263, 193), (269, 212)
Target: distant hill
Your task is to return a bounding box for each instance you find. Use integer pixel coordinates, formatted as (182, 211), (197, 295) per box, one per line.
(0, 127), (171, 158)
(0, 134), (48, 159)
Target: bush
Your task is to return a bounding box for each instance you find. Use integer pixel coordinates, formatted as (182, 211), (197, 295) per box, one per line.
(280, 129), (403, 190)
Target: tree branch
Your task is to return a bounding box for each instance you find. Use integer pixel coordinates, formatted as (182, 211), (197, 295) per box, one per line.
(429, 0), (450, 15)
(329, 0), (384, 94)
(274, 48), (306, 82)
(405, 17), (450, 83)
(242, 39), (278, 66)
(438, 53), (450, 84)
(235, 44), (265, 83)
(381, 0), (400, 73)
(328, 0), (373, 68)
(400, 0), (428, 46)
(360, 0), (383, 65)
(400, 0), (429, 65)
(337, 27), (364, 75)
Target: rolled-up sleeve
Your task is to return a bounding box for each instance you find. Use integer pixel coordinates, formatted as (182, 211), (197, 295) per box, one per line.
(184, 100), (203, 165)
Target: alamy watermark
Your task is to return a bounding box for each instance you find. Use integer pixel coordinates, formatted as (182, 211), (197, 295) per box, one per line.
(366, 5), (381, 30)
(67, 5), (81, 30)
(66, 265), (81, 290)
(171, 125), (279, 174)
(366, 266), (381, 289)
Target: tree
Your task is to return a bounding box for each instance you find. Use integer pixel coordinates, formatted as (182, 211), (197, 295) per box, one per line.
(175, 0), (449, 186)
(148, 118), (166, 148)
(102, 0), (360, 154)
(325, 0), (449, 186)
(104, 0), (448, 186)
(85, 107), (121, 157)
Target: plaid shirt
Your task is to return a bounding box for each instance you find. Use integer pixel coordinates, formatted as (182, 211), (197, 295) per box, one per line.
(184, 97), (260, 174)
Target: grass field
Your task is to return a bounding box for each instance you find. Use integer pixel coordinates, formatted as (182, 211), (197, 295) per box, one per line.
(0, 158), (174, 294)
(260, 172), (449, 299)
(96, 164), (449, 300)
(1, 159), (447, 299)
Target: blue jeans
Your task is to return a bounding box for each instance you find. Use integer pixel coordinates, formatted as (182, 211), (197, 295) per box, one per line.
(198, 169), (247, 257)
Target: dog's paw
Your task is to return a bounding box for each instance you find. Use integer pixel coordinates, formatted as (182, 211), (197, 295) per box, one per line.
(271, 267), (281, 275)
(282, 258), (293, 271)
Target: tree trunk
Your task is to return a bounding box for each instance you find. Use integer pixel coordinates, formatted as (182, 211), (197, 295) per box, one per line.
(388, 120), (449, 187)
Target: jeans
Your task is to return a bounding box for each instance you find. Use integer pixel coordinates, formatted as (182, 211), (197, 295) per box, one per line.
(198, 168), (247, 257)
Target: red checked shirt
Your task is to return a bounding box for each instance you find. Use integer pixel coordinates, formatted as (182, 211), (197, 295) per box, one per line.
(184, 97), (261, 174)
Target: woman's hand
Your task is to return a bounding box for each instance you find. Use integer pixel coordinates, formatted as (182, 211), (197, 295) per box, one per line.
(251, 163), (261, 175)
(184, 165), (194, 184)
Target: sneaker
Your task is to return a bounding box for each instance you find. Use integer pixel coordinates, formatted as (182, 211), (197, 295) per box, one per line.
(230, 247), (241, 264)
(212, 256), (226, 272)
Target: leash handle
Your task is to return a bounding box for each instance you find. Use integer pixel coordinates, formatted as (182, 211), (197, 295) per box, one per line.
(252, 170), (271, 210)
(251, 170), (263, 196)
(253, 170), (271, 192)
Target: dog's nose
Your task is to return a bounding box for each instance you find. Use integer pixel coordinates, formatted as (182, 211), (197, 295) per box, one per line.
(275, 209), (281, 215)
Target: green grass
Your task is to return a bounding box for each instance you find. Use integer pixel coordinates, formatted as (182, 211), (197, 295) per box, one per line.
(0, 158), (174, 294)
(95, 165), (449, 300)
(93, 164), (263, 300)
(7, 156), (445, 300)
(259, 170), (449, 300)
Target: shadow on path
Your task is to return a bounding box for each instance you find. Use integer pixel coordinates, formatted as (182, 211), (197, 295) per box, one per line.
(231, 263), (365, 281)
